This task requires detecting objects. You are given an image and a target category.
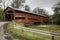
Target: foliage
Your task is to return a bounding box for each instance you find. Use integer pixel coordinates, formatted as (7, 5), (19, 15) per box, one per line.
(32, 7), (48, 16)
(28, 25), (60, 34)
(7, 22), (51, 40)
(24, 5), (31, 12)
(0, 5), (4, 21)
(7, 22), (60, 40)
(52, 2), (60, 24)
(11, 0), (25, 8)
(52, 13), (60, 24)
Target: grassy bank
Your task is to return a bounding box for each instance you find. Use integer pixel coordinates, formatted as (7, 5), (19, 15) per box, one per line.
(15, 23), (60, 34)
(27, 25), (60, 34)
(7, 22), (60, 40)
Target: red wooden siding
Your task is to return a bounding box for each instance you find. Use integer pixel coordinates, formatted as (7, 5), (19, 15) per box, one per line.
(4, 7), (48, 24)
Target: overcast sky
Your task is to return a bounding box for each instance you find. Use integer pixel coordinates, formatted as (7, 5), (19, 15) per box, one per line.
(25, 0), (60, 15)
(1, 0), (60, 15)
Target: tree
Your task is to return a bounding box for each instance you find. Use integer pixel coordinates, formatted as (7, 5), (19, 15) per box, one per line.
(24, 5), (31, 12)
(32, 7), (48, 16)
(0, 5), (3, 21)
(52, 2), (60, 24)
(11, 0), (25, 8)
(32, 7), (41, 14)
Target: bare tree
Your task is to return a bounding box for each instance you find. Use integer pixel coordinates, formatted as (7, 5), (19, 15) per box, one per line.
(24, 5), (31, 12)
(32, 7), (48, 16)
(11, 0), (25, 8)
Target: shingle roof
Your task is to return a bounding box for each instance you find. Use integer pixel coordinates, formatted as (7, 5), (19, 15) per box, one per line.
(4, 6), (48, 17)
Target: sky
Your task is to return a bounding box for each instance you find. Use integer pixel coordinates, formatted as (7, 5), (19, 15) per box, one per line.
(25, 0), (60, 15)
(1, 0), (60, 15)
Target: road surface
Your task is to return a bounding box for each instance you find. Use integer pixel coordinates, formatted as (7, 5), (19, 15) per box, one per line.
(0, 22), (8, 40)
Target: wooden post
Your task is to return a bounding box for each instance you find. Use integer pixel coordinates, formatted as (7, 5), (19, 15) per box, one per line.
(52, 36), (54, 40)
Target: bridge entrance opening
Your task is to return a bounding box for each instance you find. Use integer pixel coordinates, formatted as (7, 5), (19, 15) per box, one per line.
(5, 11), (14, 21)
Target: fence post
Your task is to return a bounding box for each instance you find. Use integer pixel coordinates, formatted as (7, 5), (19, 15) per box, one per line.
(52, 36), (54, 40)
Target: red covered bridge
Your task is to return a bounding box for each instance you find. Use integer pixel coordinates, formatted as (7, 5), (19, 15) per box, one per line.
(4, 7), (48, 24)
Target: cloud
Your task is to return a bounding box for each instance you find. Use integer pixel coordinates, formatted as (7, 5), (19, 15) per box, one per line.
(26, 0), (60, 15)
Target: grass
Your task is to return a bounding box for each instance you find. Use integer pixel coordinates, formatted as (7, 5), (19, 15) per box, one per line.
(27, 25), (60, 34)
(15, 22), (60, 34)
(7, 22), (60, 40)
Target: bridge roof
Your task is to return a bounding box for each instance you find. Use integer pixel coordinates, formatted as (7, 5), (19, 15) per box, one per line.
(4, 6), (48, 17)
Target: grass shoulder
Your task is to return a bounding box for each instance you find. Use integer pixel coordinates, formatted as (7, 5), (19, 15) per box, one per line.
(7, 22), (60, 40)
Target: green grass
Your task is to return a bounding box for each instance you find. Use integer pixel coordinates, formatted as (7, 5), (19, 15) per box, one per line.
(28, 25), (60, 34)
(7, 22), (60, 40)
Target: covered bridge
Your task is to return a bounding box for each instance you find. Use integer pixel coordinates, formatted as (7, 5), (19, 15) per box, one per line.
(4, 7), (48, 24)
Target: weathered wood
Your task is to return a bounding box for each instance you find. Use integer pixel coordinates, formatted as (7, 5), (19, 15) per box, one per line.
(4, 7), (48, 24)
